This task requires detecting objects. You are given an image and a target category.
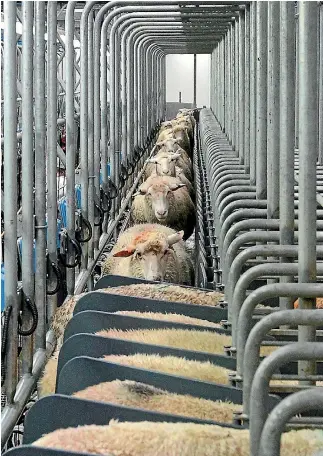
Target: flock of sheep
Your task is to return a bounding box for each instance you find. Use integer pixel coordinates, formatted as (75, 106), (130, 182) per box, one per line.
(33, 110), (323, 456)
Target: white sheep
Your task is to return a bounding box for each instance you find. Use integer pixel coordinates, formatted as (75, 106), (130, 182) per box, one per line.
(73, 379), (240, 423)
(32, 420), (323, 456)
(130, 176), (195, 240)
(144, 150), (182, 180)
(145, 147), (192, 181)
(102, 224), (194, 284)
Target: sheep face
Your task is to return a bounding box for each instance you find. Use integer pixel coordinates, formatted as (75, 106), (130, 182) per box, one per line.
(148, 152), (181, 177)
(140, 181), (186, 221)
(113, 230), (184, 281)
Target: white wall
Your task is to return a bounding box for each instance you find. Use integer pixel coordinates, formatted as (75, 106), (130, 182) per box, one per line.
(166, 54), (210, 107)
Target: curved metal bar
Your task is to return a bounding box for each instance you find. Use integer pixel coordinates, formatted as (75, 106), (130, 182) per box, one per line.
(232, 262), (323, 350)
(259, 388), (323, 456)
(237, 282), (323, 415)
(249, 342), (323, 456)
(243, 310), (323, 416)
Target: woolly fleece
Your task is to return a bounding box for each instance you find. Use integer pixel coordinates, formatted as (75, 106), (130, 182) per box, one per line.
(33, 421), (323, 456)
(103, 354), (232, 384)
(73, 379), (240, 423)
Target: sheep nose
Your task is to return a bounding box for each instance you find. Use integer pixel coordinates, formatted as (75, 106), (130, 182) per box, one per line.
(157, 210), (167, 217)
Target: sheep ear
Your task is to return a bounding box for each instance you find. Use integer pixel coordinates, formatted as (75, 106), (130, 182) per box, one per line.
(113, 246), (135, 257)
(167, 230), (184, 246)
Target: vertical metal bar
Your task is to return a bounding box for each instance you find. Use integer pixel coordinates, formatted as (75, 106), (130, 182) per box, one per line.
(93, 11), (101, 247)
(235, 18), (239, 155)
(267, 1), (280, 219)
(121, 30), (128, 164)
(319, 3), (323, 164)
(126, 31), (135, 159)
(100, 22), (109, 229)
(279, 1), (296, 311)
(146, 45), (152, 134)
(232, 23), (236, 148)
(256, 1), (268, 199)
(193, 53), (197, 108)
(21, 1), (34, 373)
(244, 5), (250, 172)
(222, 36), (226, 130)
(249, 1), (257, 185)
(65, 1), (77, 294)
(3, 0), (18, 404)
(87, 9), (95, 260)
(226, 28), (231, 138)
(227, 27), (231, 140)
(238, 10), (245, 164)
(298, 1), (318, 382)
(80, 5), (89, 263)
(34, 0), (46, 351)
(295, 4), (299, 150)
(47, 2), (58, 323)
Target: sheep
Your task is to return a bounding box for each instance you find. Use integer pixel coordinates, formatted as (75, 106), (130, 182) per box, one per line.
(105, 283), (224, 306)
(176, 166), (195, 201)
(115, 311), (221, 328)
(97, 328), (277, 358)
(103, 353), (232, 384)
(294, 297), (323, 309)
(38, 311), (225, 398)
(97, 327), (231, 355)
(130, 176), (195, 240)
(32, 420), (323, 456)
(73, 379), (240, 423)
(144, 150), (182, 180)
(153, 139), (192, 178)
(171, 124), (192, 156)
(144, 147), (193, 181)
(101, 224), (194, 284)
(48, 284), (225, 341)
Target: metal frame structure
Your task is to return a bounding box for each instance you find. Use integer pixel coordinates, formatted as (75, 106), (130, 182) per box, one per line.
(1, 1), (323, 455)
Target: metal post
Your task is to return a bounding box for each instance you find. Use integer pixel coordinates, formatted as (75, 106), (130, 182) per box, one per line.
(234, 17), (239, 155)
(319, 2), (323, 164)
(297, 1), (318, 382)
(295, 3), (299, 150)
(79, 3), (89, 261)
(267, 2), (280, 219)
(279, 1), (296, 311)
(87, 9), (95, 263)
(47, 2), (58, 323)
(193, 53), (197, 108)
(244, 5), (250, 172)
(3, 0), (18, 404)
(34, 0), (46, 351)
(21, 1), (34, 374)
(238, 10), (245, 164)
(249, 1), (257, 185)
(256, 1), (268, 199)
(65, 1), (77, 294)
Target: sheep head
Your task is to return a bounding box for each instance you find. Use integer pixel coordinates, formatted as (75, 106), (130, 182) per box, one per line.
(112, 230), (184, 281)
(137, 178), (186, 221)
(148, 151), (181, 176)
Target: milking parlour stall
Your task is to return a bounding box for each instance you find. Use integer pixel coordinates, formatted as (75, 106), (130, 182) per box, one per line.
(1, 2), (323, 456)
